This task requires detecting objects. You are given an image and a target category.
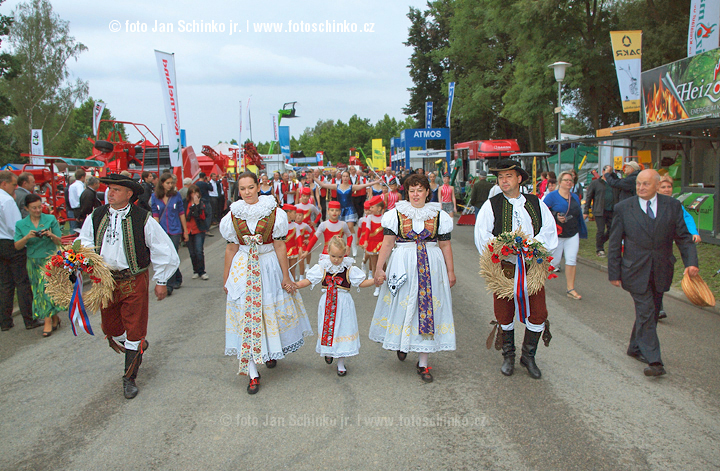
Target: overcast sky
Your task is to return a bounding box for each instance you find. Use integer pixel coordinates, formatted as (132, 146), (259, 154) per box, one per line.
(4, 0), (427, 148)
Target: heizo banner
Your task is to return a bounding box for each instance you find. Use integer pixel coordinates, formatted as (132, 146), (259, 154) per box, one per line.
(610, 31), (642, 113)
(641, 47), (720, 124)
(688, 0), (720, 57)
(155, 50), (182, 167)
(92, 101), (106, 137)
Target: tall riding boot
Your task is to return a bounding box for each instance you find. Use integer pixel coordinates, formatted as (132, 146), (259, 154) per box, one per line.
(500, 329), (515, 376)
(520, 329), (542, 379)
(123, 349), (143, 399)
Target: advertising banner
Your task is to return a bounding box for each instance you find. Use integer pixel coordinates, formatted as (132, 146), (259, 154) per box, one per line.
(688, 0), (720, 57)
(154, 50), (182, 167)
(371, 138), (385, 170)
(92, 101), (106, 137)
(30, 129), (43, 166)
(272, 114), (279, 141)
(641, 47), (720, 124)
(610, 31), (642, 113)
(425, 101), (433, 128)
(278, 125), (290, 161)
(446, 82), (455, 128)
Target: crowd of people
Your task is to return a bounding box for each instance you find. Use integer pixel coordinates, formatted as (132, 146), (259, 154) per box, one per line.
(0, 157), (703, 399)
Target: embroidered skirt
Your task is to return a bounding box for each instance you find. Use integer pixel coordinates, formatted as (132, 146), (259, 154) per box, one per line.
(369, 242), (455, 353)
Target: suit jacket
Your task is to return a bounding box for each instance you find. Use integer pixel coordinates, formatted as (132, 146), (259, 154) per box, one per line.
(608, 194), (698, 294)
(77, 187), (102, 225)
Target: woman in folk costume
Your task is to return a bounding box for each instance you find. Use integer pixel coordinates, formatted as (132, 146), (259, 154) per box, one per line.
(296, 236), (375, 376)
(370, 174), (456, 383)
(221, 172), (312, 395)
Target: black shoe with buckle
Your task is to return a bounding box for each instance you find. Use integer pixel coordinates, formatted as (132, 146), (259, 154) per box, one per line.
(266, 359), (277, 368)
(396, 351), (407, 362)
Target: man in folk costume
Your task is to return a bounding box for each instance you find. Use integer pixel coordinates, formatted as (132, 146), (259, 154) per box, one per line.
(79, 174), (180, 399)
(474, 160), (558, 379)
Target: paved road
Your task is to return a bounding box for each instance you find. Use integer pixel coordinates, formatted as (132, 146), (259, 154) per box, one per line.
(1, 224), (719, 470)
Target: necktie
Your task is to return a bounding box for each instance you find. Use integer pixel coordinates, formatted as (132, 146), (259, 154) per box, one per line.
(647, 200), (655, 220)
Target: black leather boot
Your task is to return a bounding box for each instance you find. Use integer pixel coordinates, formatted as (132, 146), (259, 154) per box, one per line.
(520, 329), (542, 379)
(500, 329), (515, 376)
(123, 349), (142, 399)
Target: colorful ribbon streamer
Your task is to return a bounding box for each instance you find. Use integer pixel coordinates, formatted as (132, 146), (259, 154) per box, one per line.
(68, 272), (93, 336)
(513, 252), (531, 324)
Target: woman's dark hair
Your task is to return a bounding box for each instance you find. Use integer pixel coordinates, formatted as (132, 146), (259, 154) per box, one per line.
(24, 193), (42, 207)
(186, 184), (200, 199)
(404, 174), (432, 202)
(237, 171), (258, 184)
(155, 173), (177, 199)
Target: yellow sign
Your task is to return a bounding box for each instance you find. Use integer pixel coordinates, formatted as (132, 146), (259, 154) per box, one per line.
(614, 156), (623, 170)
(371, 139), (386, 170)
(637, 150), (651, 165)
(610, 31), (642, 113)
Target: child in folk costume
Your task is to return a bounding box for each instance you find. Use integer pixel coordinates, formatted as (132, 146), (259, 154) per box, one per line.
(385, 180), (401, 210)
(356, 199), (371, 274)
(284, 205), (301, 280)
(291, 208), (312, 280)
(300, 201), (353, 258)
(370, 174), (456, 383)
(221, 172), (312, 395)
(295, 236), (375, 376)
(295, 187), (321, 269)
(359, 195), (386, 297)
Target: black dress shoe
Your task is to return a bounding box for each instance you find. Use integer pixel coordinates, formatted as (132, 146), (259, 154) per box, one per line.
(627, 351), (649, 364)
(396, 351), (407, 362)
(644, 363), (666, 377)
(25, 319), (43, 330)
(266, 359), (277, 368)
(658, 311), (667, 320)
(324, 356), (333, 364)
(337, 368), (347, 376)
(1, 323), (13, 331)
(247, 377), (260, 394)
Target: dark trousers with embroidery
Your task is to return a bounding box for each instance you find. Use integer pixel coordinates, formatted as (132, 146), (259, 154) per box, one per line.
(492, 287), (548, 326)
(101, 271), (149, 342)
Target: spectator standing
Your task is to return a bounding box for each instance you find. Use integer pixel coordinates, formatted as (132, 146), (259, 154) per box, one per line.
(150, 173), (189, 295)
(15, 172), (36, 218)
(439, 174), (457, 217)
(605, 161), (641, 201)
(583, 165), (618, 257)
(195, 172), (213, 232)
(68, 169), (86, 231)
(137, 171), (156, 211)
(469, 171), (494, 215)
(14, 194), (63, 337)
(208, 173), (224, 225)
(0, 171), (41, 331)
(185, 185), (209, 280)
(428, 171), (440, 202)
(179, 177), (193, 204)
(76, 176), (103, 226)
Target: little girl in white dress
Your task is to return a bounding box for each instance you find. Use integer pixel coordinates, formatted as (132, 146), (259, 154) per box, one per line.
(296, 236), (375, 376)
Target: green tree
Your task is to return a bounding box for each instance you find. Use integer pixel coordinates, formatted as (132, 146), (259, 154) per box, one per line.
(3, 0), (88, 158)
(53, 97), (126, 159)
(0, 0), (21, 166)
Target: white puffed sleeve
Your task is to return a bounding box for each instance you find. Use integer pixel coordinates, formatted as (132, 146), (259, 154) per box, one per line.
(305, 264), (324, 288)
(272, 208), (289, 238)
(380, 208), (399, 235)
(438, 210), (454, 235)
(219, 212), (238, 243)
(348, 266), (367, 288)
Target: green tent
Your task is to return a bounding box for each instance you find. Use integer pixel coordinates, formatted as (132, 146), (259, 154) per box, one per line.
(547, 145), (598, 167)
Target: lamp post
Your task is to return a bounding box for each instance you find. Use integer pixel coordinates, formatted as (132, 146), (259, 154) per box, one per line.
(548, 61), (571, 175)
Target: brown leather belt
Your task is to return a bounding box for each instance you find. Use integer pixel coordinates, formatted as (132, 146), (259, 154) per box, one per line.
(111, 269), (136, 281)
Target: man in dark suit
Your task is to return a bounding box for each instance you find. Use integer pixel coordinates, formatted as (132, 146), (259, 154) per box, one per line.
(608, 169), (698, 377)
(76, 176), (102, 226)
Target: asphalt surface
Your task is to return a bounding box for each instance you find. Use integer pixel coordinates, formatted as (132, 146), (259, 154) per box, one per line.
(1, 223), (719, 470)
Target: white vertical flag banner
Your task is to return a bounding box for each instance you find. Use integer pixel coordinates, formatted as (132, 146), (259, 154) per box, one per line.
(30, 129), (43, 166)
(92, 101), (106, 137)
(239, 101), (243, 144)
(446, 82), (455, 128)
(688, 0), (720, 57)
(272, 114), (279, 141)
(155, 50), (182, 167)
(425, 101), (433, 128)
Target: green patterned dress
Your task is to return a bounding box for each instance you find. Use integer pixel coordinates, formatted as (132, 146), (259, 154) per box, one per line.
(14, 213), (63, 319)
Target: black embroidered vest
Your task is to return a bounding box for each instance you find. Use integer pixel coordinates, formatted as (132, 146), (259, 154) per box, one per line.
(490, 193), (542, 237)
(92, 205), (151, 274)
(322, 267), (351, 290)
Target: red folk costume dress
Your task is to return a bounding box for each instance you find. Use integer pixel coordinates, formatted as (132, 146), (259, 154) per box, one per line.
(306, 256), (366, 358)
(220, 195), (312, 375)
(363, 214), (384, 254)
(304, 219), (352, 256)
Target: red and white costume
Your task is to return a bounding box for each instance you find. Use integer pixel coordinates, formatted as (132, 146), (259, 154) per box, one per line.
(360, 214), (384, 254)
(386, 191), (401, 210)
(296, 201), (321, 228)
(305, 219), (352, 255)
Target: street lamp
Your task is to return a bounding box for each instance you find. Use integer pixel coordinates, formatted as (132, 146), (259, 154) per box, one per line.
(548, 61), (571, 175)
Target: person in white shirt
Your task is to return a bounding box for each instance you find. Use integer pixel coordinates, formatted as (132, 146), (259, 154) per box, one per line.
(68, 168), (86, 231)
(79, 174), (180, 399)
(474, 160), (558, 380)
(0, 171), (41, 331)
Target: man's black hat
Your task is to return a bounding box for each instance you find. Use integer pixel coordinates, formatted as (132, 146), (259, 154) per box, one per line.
(99, 174), (144, 197)
(488, 159), (530, 182)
